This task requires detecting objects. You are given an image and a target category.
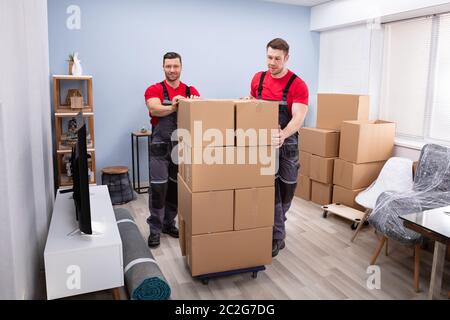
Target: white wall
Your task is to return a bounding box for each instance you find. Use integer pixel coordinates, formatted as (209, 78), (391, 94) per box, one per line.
(318, 24), (384, 120)
(311, 0), (450, 31)
(0, 0), (54, 299)
(315, 1), (433, 161)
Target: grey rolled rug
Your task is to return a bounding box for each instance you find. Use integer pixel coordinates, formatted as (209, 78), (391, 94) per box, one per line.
(114, 208), (171, 300)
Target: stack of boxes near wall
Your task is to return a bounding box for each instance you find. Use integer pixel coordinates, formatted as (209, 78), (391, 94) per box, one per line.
(297, 94), (370, 206)
(176, 99), (278, 277)
(334, 115), (396, 210)
(297, 94), (396, 210)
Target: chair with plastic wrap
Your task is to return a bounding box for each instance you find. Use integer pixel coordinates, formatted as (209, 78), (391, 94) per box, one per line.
(368, 144), (450, 292)
(351, 157), (414, 242)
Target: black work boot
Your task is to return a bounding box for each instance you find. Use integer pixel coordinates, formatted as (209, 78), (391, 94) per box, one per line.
(148, 233), (160, 248)
(272, 239), (286, 257)
(162, 225), (179, 238)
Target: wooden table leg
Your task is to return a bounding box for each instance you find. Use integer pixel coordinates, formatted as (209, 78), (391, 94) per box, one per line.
(428, 242), (446, 300)
(111, 287), (121, 300)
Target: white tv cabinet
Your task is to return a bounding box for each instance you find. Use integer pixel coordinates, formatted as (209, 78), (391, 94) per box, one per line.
(44, 185), (123, 300)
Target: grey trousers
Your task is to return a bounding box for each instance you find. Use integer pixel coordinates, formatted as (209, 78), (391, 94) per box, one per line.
(147, 140), (178, 235)
(273, 143), (300, 241)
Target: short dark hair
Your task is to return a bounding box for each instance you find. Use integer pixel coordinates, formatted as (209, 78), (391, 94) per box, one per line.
(163, 52), (182, 65)
(266, 38), (290, 55)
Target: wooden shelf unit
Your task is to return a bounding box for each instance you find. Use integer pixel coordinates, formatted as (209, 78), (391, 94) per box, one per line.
(53, 75), (97, 188)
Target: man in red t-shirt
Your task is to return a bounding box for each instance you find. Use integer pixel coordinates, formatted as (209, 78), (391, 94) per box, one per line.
(144, 52), (200, 248)
(248, 38), (308, 257)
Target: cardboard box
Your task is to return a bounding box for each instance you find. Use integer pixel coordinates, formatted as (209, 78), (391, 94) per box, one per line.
(317, 94), (370, 130)
(234, 187), (274, 231)
(333, 159), (385, 190)
(178, 99), (235, 147)
(178, 216), (186, 256)
(180, 144), (276, 192)
(299, 151), (311, 176)
(186, 227), (272, 276)
(339, 120), (395, 164)
(311, 181), (333, 206)
(235, 100), (278, 146)
(332, 185), (366, 211)
(309, 155), (335, 184)
(178, 174), (234, 235)
(295, 175), (312, 201)
(299, 128), (340, 158)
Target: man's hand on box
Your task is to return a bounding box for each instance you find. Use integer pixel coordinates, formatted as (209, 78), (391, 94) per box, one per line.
(172, 95), (185, 105)
(272, 126), (286, 149)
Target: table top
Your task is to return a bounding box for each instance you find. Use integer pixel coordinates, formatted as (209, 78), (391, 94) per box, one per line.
(400, 206), (450, 241)
(132, 131), (152, 137)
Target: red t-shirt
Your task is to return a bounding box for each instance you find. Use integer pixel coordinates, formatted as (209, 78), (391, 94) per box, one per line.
(250, 70), (309, 114)
(144, 80), (200, 126)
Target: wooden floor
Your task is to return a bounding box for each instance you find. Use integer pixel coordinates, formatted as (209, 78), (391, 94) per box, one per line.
(90, 193), (449, 300)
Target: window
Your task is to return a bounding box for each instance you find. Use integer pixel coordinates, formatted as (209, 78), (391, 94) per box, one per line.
(380, 14), (450, 145)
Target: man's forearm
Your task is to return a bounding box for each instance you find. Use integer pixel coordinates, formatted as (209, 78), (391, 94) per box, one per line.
(148, 103), (176, 117)
(284, 112), (306, 139)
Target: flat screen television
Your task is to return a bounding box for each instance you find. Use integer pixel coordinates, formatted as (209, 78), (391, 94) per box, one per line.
(71, 112), (92, 235)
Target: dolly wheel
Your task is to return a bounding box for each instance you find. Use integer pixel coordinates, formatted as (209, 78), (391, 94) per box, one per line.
(252, 272), (258, 279)
(323, 211), (328, 218)
(201, 278), (209, 285)
(351, 222), (359, 230)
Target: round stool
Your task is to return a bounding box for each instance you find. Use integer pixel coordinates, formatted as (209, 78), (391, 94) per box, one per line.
(101, 166), (134, 205)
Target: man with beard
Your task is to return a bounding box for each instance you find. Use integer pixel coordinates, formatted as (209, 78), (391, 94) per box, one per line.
(144, 52), (200, 248)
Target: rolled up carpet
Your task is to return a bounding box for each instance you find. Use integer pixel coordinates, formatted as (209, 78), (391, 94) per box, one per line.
(114, 208), (171, 300)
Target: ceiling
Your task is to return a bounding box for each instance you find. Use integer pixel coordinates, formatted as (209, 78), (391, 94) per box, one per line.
(260, 0), (332, 7)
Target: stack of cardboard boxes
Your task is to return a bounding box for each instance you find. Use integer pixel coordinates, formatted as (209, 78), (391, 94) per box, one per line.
(297, 94), (397, 210)
(298, 94), (374, 206)
(177, 99), (277, 277)
(333, 119), (396, 210)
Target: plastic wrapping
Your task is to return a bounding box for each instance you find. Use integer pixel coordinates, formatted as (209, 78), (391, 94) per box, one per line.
(356, 157), (414, 210)
(368, 144), (450, 245)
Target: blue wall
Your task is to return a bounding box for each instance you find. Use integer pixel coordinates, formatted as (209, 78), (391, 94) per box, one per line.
(48, 0), (319, 183)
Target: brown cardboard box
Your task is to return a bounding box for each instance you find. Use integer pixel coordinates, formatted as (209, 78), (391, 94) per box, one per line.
(235, 100), (278, 146)
(299, 151), (311, 176)
(295, 175), (312, 201)
(333, 159), (385, 190)
(186, 227), (272, 276)
(332, 185), (366, 211)
(178, 216), (186, 256)
(309, 155), (335, 184)
(339, 120), (396, 164)
(317, 94), (370, 130)
(311, 181), (333, 205)
(299, 128), (340, 158)
(178, 99), (235, 147)
(178, 174), (234, 235)
(234, 187), (274, 230)
(181, 144), (276, 192)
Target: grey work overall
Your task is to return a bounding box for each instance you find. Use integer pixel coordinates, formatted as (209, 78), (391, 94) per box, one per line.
(258, 72), (300, 241)
(147, 82), (191, 235)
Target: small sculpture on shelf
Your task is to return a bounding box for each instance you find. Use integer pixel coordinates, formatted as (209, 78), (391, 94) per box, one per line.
(65, 89), (83, 109)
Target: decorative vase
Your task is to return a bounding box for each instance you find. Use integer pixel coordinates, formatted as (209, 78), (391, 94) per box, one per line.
(71, 53), (83, 76)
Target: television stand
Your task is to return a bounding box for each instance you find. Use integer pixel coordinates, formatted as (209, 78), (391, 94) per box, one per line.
(44, 185), (124, 300)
